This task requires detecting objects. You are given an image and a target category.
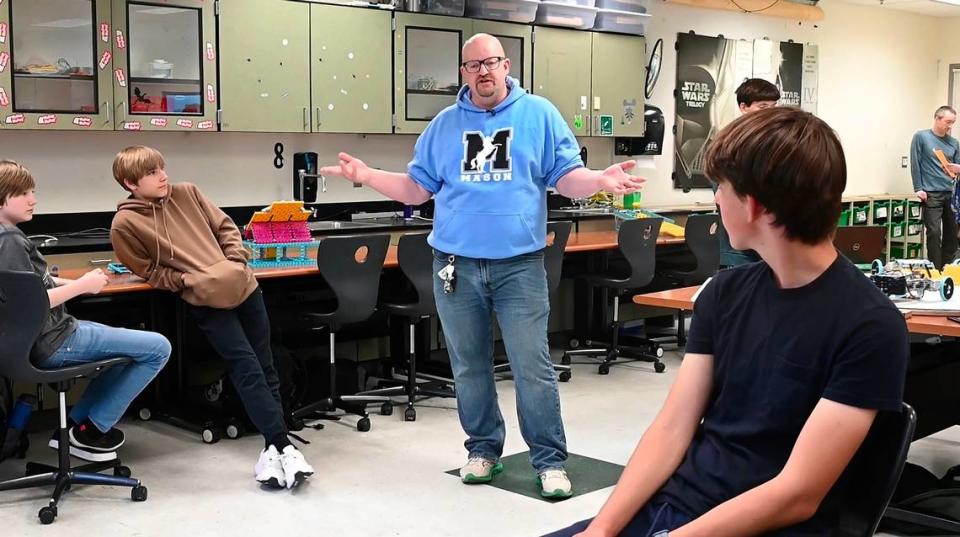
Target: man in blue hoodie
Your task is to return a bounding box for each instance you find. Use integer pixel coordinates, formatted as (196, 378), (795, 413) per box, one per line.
(321, 33), (643, 498)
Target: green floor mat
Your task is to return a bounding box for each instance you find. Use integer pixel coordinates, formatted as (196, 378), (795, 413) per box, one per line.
(446, 451), (624, 502)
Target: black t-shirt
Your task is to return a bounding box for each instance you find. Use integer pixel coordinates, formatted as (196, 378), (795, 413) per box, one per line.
(0, 225), (77, 363)
(658, 254), (908, 536)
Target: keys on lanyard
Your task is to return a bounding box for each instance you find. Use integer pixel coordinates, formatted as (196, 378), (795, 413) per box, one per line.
(437, 255), (456, 294)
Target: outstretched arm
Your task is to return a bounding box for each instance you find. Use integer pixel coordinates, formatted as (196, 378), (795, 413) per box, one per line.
(321, 152), (432, 206)
(555, 161), (646, 199)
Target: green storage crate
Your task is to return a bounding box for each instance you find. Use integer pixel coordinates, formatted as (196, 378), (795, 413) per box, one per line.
(891, 200), (906, 220)
(907, 243), (923, 258)
(890, 221), (905, 239)
(908, 201), (921, 220)
(890, 244), (905, 259)
(872, 200), (891, 224)
(852, 203), (870, 225)
(838, 209), (851, 227)
(907, 222), (923, 237)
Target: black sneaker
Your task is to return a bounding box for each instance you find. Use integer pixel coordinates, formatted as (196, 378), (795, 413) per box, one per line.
(48, 425), (121, 463)
(70, 421), (124, 452)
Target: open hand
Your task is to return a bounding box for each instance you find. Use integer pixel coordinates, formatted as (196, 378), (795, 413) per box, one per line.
(599, 160), (646, 195)
(320, 152), (370, 184)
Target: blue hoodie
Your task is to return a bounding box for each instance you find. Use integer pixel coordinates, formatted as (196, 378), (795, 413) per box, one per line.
(408, 77), (583, 259)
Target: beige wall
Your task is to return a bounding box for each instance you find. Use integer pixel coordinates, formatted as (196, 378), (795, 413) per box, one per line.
(0, 0), (950, 214)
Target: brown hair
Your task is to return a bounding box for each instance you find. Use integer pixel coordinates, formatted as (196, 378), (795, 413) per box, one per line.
(112, 145), (165, 191)
(0, 159), (36, 206)
(705, 107), (846, 245)
(735, 78), (781, 107)
(935, 105), (957, 119)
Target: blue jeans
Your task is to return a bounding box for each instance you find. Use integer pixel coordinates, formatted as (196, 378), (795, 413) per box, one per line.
(543, 497), (691, 537)
(433, 249), (567, 472)
(40, 321), (171, 433)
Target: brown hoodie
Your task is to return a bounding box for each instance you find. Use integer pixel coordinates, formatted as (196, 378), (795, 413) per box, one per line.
(110, 182), (257, 309)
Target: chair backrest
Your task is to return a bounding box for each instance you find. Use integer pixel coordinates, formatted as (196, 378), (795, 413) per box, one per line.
(834, 402), (917, 537)
(315, 234), (390, 327)
(545, 221), (572, 297)
(617, 217), (662, 289)
(395, 232), (436, 316)
(682, 213), (720, 285)
(0, 271), (51, 382)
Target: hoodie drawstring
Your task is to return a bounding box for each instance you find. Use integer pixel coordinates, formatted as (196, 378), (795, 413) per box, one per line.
(150, 201), (176, 262)
(162, 206), (176, 261)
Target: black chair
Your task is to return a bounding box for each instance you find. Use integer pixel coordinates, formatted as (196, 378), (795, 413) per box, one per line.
(355, 232), (456, 422)
(0, 271), (146, 525)
(835, 402), (916, 537)
(291, 234), (392, 432)
(561, 218), (666, 375)
(493, 221), (574, 382)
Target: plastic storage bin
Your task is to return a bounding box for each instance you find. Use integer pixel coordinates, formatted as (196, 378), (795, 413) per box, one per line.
(907, 222), (923, 237)
(421, 0), (465, 16)
(890, 221), (905, 239)
(872, 200), (890, 224)
(465, 0), (539, 22)
(908, 201), (921, 220)
(838, 209), (851, 227)
(596, 0), (646, 12)
(593, 8), (649, 35)
(535, 1), (598, 29)
(851, 203), (869, 225)
(907, 243), (923, 258)
(891, 200), (905, 219)
(549, 0), (596, 7)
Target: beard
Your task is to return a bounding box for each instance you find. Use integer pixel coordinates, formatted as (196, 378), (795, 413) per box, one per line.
(475, 79), (497, 98)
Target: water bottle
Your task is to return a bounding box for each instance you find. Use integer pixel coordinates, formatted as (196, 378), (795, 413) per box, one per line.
(8, 394), (36, 430)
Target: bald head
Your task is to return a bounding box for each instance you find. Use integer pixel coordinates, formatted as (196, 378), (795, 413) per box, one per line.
(462, 33), (505, 58)
(460, 33), (511, 109)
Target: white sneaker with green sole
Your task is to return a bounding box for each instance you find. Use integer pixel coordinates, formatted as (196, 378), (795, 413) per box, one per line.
(538, 468), (573, 498)
(460, 456), (503, 483)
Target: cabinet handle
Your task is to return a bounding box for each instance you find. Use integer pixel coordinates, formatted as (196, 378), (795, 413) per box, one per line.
(116, 101), (126, 124)
(593, 114), (598, 134)
(103, 101), (111, 124)
(303, 107), (309, 131)
(316, 107), (321, 130)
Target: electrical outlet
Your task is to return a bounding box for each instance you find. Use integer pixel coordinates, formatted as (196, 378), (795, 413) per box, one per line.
(353, 182), (362, 188)
(901, 156), (908, 168)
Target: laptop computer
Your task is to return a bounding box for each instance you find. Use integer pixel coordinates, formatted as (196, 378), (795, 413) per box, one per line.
(833, 226), (887, 266)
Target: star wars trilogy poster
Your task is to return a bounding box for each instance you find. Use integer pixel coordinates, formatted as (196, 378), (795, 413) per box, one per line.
(674, 32), (818, 190)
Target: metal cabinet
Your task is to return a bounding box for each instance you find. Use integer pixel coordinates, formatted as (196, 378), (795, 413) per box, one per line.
(311, 4), (392, 134)
(219, 0), (310, 132)
(533, 27), (645, 137)
(0, 0), (114, 131)
(471, 20), (531, 91)
(112, 0), (218, 131)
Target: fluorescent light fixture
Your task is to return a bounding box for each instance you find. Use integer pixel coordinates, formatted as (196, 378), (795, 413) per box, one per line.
(134, 7), (187, 15)
(933, 0), (960, 6)
(32, 18), (90, 28)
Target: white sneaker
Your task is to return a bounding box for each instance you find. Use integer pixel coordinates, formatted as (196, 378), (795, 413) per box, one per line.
(460, 456), (503, 483)
(279, 445), (314, 489)
(255, 446), (285, 489)
(538, 468), (573, 498)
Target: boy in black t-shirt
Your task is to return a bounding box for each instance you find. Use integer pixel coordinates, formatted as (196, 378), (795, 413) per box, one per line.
(546, 108), (909, 537)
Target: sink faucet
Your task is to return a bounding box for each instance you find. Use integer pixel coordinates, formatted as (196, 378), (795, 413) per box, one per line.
(297, 169), (327, 201)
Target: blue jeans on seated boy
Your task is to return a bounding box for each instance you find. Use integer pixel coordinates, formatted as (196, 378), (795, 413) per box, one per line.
(40, 320), (170, 436)
(542, 496), (689, 537)
(432, 249), (567, 473)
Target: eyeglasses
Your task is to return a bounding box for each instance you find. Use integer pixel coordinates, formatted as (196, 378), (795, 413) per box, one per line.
(461, 56), (505, 74)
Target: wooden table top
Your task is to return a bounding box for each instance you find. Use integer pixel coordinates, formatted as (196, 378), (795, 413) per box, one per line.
(633, 285), (960, 338)
(59, 230), (686, 296)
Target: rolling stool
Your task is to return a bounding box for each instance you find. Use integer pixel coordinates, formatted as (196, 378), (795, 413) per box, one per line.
(291, 234), (392, 432)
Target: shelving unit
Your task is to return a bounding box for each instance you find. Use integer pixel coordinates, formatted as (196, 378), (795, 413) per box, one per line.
(838, 195), (926, 262)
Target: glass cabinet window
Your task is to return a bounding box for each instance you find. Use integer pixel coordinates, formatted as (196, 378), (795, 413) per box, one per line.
(498, 36), (523, 84)
(10, 0), (97, 114)
(126, 3), (202, 115)
(405, 27), (461, 122)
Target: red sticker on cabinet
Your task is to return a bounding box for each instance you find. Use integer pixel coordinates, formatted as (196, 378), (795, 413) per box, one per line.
(115, 68), (126, 87)
(206, 42), (215, 61)
(197, 120), (213, 130)
(98, 51), (112, 70)
(5, 114), (24, 125)
(176, 119), (193, 128)
(123, 121), (141, 131)
(150, 117), (167, 127)
(38, 114), (57, 125)
(73, 117), (92, 128)
(0, 23), (8, 44)
(0, 88), (8, 107)
(115, 30), (125, 49)
(0, 52), (8, 73)
(100, 23), (110, 43)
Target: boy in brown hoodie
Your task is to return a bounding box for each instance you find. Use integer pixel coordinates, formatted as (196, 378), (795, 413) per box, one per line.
(109, 146), (314, 490)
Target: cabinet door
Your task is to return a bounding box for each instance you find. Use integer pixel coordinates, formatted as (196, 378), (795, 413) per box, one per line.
(0, 0), (113, 130)
(311, 4), (391, 134)
(470, 21), (531, 92)
(591, 32), (645, 137)
(219, 0), (309, 132)
(532, 26), (591, 137)
(112, 0), (218, 131)
(394, 13), (471, 134)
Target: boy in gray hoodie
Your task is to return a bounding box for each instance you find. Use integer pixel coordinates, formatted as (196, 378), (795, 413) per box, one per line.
(109, 146), (313, 490)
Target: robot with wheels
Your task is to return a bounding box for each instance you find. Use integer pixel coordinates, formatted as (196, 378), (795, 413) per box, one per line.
(869, 258), (955, 301)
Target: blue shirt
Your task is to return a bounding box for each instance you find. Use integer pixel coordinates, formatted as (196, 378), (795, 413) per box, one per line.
(408, 77), (583, 259)
(911, 129), (960, 193)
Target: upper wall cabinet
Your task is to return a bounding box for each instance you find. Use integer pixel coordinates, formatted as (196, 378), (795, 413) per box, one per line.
(311, 4), (392, 134)
(394, 14), (533, 135)
(219, 0), (310, 132)
(533, 26), (645, 137)
(112, 0), (218, 132)
(0, 0), (114, 131)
